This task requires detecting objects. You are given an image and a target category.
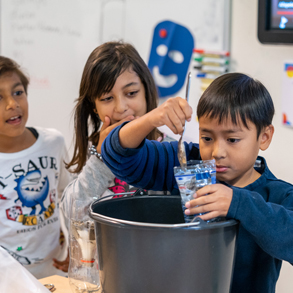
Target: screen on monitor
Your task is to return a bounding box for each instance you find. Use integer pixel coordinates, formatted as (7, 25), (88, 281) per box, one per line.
(258, 0), (293, 44)
(271, 0), (293, 29)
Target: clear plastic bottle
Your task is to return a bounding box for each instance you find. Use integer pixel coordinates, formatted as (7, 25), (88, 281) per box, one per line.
(68, 198), (100, 293)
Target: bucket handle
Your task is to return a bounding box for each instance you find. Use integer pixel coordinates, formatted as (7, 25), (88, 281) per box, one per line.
(90, 214), (207, 228)
(190, 216), (208, 227)
(90, 190), (210, 228)
(93, 188), (147, 203)
(89, 209), (209, 229)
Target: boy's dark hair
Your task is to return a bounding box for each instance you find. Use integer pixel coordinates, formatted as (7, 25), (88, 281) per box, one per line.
(67, 41), (161, 173)
(0, 56), (29, 93)
(197, 73), (275, 137)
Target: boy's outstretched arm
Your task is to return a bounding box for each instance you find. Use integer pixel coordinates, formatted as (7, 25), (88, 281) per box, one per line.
(102, 122), (198, 192)
(102, 125), (176, 191)
(118, 97), (192, 149)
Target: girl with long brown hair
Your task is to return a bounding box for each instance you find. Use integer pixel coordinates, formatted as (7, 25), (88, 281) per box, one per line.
(61, 41), (168, 217)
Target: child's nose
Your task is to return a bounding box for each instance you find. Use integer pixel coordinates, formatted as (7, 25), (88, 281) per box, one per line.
(114, 97), (128, 113)
(212, 141), (226, 159)
(6, 95), (19, 110)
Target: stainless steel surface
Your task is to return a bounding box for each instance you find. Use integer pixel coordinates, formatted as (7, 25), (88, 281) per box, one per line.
(178, 72), (192, 171)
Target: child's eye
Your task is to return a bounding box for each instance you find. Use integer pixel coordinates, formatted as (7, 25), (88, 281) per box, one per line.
(100, 96), (113, 102)
(201, 136), (212, 142)
(228, 138), (240, 143)
(127, 90), (139, 97)
(13, 90), (24, 96)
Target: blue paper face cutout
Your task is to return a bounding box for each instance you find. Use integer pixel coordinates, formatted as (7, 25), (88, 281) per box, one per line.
(148, 20), (194, 98)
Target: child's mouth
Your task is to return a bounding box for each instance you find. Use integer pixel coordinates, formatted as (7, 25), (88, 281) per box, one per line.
(6, 115), (21, 125)
(216, 165), (228, 172)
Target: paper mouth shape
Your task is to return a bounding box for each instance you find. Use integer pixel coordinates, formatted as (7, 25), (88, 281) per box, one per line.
(152, 66), (177, 88)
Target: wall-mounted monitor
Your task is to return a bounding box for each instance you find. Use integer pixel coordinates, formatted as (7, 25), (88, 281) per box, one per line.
(258, 0), (293, 44)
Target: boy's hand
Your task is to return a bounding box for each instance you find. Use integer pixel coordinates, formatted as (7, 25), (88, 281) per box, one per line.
(147, 97), (193, 135)
(97, 115), (135, 153)
(184, 184), (233, 221)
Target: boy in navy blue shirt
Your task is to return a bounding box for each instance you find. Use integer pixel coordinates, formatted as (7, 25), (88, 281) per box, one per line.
(101, 73), (293, 292)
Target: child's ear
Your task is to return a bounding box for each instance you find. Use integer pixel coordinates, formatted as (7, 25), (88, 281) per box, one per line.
(259, 125), (274, 151)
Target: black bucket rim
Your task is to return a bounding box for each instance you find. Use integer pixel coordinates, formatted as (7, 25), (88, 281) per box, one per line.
(89, 196), (238, 230)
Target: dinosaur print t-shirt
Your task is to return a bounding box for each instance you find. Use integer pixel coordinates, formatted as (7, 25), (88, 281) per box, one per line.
(0, 127), (71, 278)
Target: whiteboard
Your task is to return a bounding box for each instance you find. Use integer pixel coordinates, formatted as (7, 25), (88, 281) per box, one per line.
(1, 0), (231, 151)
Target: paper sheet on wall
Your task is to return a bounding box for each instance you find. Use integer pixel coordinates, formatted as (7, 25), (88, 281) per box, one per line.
(282, 63), (293, 127)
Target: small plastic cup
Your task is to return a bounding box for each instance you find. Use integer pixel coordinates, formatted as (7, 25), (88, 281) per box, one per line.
(174, 160), (216, 223)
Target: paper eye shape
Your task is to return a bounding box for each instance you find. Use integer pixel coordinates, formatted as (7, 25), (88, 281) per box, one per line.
(168, 50), (184, 64)
(156, 44), (168, 56)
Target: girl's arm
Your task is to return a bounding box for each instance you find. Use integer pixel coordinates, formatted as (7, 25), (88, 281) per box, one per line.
(60, 156), (115, 222)
(119, 97), (192, 149)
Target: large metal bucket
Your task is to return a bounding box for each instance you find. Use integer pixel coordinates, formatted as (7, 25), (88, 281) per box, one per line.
(89, 195), (238, 293)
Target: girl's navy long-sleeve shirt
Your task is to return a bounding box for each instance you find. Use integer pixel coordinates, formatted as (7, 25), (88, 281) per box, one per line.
(102, 124), (293, 293)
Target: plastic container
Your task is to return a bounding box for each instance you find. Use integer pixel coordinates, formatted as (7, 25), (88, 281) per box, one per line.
(174, 159), (216, 222)
(89, 195), (238, 293)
